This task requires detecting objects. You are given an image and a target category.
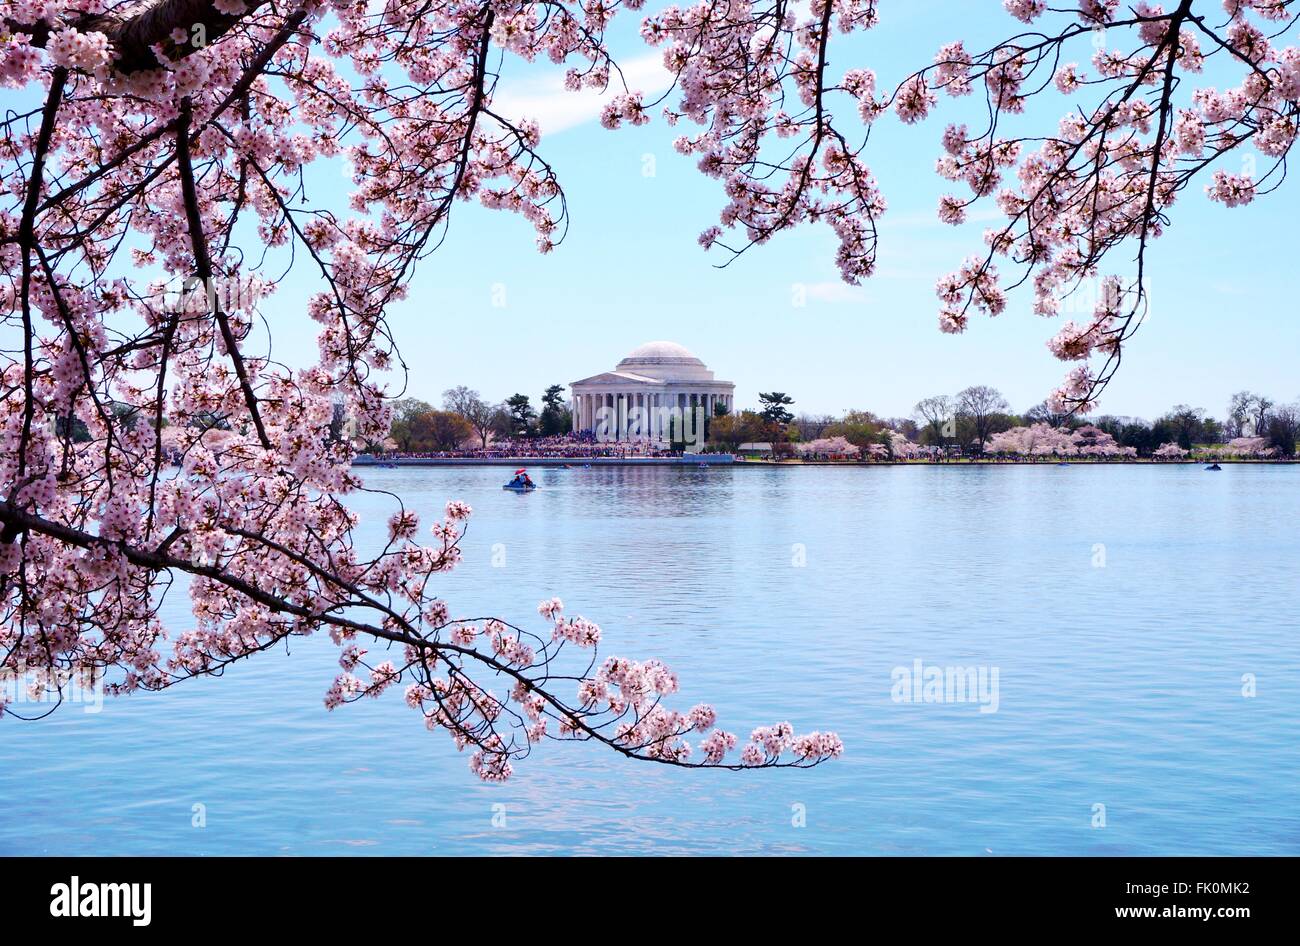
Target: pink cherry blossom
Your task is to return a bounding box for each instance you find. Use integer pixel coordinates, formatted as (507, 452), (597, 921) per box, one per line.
(5, 0), (1295, 787)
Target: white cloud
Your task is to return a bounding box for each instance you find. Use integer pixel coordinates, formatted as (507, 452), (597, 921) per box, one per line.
(491, 53), (673, 136)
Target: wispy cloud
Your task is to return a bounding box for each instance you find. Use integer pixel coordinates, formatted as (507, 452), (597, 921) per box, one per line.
(491, 53), (673, 136)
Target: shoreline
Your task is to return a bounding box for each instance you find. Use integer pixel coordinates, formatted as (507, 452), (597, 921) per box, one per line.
(354, 456), (1298, 468)
(353, 455), (736, 467)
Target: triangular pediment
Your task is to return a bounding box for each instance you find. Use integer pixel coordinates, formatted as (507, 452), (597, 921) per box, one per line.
(570, 371), (664, 386)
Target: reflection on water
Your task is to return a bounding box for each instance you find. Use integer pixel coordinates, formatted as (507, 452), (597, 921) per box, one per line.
(2, 464), (1298, 855)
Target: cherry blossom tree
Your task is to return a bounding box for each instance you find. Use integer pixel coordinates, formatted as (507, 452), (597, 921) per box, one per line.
(1071, 423), (1138, 456)
(0, 0), (850, 775)
(4, 0), (1295, 774)
(795, 435), (860, 457)
(985, 421), (1136, 456)
(1208, 434), (1275, 456)
(661, 0), (1297, 413)
(1154, 440), (1191, 458)
(986, 422), (1072, 455)
(888, 430), (923, 459)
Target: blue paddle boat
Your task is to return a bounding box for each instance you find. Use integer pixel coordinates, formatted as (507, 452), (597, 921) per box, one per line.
(503, 468), (537, 491)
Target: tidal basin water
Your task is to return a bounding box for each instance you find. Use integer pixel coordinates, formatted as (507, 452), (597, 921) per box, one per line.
(2, 464), (1298, 856)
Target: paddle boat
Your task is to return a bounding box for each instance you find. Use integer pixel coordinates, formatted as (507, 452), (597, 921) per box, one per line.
(1205, 463), (1222, 471)
(503, 468), (537, 491)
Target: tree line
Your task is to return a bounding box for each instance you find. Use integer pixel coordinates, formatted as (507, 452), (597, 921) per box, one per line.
(384, 385), (573, 452)
(367, 382), (1299, 458)
(712, 388), (1300, 458)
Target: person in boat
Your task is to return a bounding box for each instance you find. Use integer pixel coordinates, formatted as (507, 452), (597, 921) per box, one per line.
(508, 470), (535, 488)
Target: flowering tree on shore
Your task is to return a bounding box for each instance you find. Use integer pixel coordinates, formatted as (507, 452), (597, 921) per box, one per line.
(1207, 435), (1276, 457)
(986, 422), (1136, 457)
(887, 430), (924, 459)
(796, 435), (860, 458)
(2, 1), (1294, 773)
(1154, 441), (1191, 458)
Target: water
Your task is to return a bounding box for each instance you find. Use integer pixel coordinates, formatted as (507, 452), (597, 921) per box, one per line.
(2, 464), (1297, 855)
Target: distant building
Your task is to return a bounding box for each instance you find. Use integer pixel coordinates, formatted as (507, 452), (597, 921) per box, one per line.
(571, 341), (735, 442)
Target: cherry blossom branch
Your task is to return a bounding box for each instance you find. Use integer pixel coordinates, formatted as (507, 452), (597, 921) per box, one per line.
(0, 498), (840, 774)
(6, 0), (273, 73)
(174, 96), (272, 449)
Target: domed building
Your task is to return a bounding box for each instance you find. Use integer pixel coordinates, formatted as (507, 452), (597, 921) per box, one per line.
(571, 342), (735, 441)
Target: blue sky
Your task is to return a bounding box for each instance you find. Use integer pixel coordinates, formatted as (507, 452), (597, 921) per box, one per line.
(346, 1), (1297, 421)
(9, 2), (1296, 421)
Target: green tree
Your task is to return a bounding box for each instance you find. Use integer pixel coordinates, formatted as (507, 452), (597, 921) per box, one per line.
(538, 384), (571, 436)
(414, 410), (473, 450)
(54, 412), (92, 443)
(758, 392), (795, 425)
(824, 410), (885, 454)
(1162, 404), (1208, 450)
(505, 393), (536, 436)
(1267, 404), (1299, 457)
(707, 410), (767, 450)
(388, 398), (435, 451)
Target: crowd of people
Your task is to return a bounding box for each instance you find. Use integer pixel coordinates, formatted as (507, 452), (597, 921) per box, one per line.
(368, 433), (684, 460)
(362, 426), (1293, 465)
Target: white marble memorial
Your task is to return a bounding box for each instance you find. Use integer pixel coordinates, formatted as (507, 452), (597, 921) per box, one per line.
(570, 342), (735, 442)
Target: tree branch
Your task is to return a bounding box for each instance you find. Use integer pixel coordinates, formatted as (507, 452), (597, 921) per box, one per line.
(6, 0), (273, 73)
